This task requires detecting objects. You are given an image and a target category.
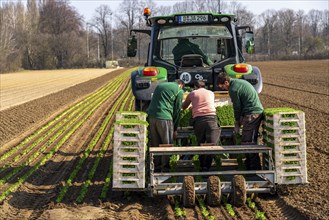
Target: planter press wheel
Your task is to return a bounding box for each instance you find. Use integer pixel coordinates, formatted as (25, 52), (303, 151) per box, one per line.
(207, 176), (221, 206)
(182, 176), (195, 207)
(231, 175), (247, 207)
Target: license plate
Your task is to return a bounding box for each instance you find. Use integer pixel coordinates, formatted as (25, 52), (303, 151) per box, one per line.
(177, 15), (209, 24)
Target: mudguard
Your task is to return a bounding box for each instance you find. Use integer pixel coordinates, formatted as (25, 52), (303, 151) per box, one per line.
(131, 67), (168, 101)
(224, 64), (263, 93)
(251, 66), (263, 93)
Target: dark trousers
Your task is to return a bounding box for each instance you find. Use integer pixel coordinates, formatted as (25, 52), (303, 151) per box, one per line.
(148, 117), (173, 171)
(193, 115), (221, 169)
(240, 113), (263, 170)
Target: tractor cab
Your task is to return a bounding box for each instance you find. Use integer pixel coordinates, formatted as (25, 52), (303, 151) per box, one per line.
(128, 8), (262, 110)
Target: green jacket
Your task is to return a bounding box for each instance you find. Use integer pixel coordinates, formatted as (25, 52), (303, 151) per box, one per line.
(172, 39), (213, 66)
(147, 82), (184, 130)
(229, 79), (263, 121)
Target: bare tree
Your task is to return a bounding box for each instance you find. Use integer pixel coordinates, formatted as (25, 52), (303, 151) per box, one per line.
(117, 0), (143, 32)
(22, 0), (39, 69)
(235, 8), (255, 27)
(295, 10), (306, 57)
(0, 1), (23, 72)
(90, 4), (113, 63)
(204, 0), (227, 13)
(192, 0), (206, 12)
(154, 5), (172, 16)
(172, 1), (193, 13)
(308, 9), (322, 36)
(39, 0), (83, 68)
(257, 10), (279, 57)
(320, 10), (329, 45)
(277, 9), (297, 55)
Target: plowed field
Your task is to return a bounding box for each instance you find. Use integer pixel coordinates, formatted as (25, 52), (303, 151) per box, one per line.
(0, 60), (328, 220)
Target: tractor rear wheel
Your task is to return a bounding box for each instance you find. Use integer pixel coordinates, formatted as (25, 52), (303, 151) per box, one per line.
(207, 176), (221, 206)
(182, 176), (195, 207)
(231, 175), (246, 207)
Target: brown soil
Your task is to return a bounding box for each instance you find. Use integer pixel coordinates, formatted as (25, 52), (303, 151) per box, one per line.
(0, 60), (328, 219)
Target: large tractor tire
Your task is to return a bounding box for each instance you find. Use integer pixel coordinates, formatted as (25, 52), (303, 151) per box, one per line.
(231, 175), (246, 207)
(207, 176), (221, 206)
(182, 176), (195, 207)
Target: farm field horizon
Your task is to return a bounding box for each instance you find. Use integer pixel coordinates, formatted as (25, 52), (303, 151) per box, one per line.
(0, 60), (328, 219)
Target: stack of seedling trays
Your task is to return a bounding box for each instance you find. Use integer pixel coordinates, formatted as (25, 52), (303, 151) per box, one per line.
(263, 108), (308, 184)
(112, 111), (148, 190)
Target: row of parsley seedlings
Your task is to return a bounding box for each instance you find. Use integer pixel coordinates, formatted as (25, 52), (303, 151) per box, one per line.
(74, 82), (133, 202)
(192, 155), (216, 220)
(74, 84), (133, 203)
(56, 79), (131, 202)
(0, 74), (127, 196)
(246, 195), (266, 220)
(0, 78), (123, 185)
(0, 72), (130, 202)
(0, 76), (122, 170)
(95, 87), (134, 199)
(99, 88), (136, 199)
(168, 153), (186, 218)
(0, 75), (116, 163)
(175, 137), (232, 219)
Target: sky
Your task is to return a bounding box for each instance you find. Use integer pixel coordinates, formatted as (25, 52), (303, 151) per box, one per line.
(68, 0), (328, 21)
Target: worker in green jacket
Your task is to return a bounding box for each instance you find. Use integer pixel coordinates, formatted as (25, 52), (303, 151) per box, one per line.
(172, 38), (213, 66)
(217, 72), (263, 170)
(147, 79), (185, 172)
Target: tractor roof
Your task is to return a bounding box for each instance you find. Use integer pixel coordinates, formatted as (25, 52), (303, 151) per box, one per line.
(146, 12), (236, 27)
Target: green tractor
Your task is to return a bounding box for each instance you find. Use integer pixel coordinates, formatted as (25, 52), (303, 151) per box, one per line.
(115, 9), (307, 207)
(128, 8), (262, 111)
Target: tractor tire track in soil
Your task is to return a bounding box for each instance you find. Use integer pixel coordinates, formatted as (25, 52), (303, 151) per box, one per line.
(263, 82), (329, 96)
(0, 60), (328, 219)
(256, 60), (329, 220)
(255, 196), (307, 220)
(262, 84), (329, 115)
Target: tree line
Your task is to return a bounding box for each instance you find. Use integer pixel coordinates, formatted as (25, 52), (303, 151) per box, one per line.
(0, 0), (328, 73)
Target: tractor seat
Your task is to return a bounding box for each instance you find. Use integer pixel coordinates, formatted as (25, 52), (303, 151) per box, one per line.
(181, 54), (203, 67)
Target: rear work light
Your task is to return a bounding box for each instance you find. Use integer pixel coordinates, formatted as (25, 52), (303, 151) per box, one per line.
(143, 67), (158, 76)
(233, 64), (249, 73)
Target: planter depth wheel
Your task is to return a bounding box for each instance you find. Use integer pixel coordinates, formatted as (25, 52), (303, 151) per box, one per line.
(231, 175), (246, 207)
(207, 176), (221, 206)
(182, 176), (195, 207)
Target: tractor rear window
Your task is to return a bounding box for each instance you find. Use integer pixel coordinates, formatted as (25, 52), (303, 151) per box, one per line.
(157, 25), (233, 66)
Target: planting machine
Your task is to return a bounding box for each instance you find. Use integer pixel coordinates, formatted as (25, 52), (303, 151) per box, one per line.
(112, 8), (308, 207)
(113, 110), (307, 207)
